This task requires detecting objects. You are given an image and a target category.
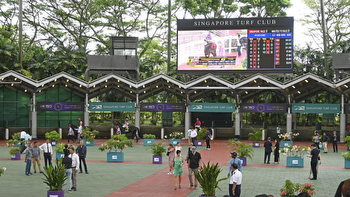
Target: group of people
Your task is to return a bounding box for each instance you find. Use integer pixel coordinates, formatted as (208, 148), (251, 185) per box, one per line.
(187, 118), (212, 150)
(67, 118), (83, 143)
(167, 142), (202, 190)
(22, 139), (89, 193)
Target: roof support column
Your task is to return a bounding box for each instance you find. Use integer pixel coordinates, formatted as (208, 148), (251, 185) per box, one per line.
(286, 94), (292, 137)
(185, 91), (190, 139)
(340, 94), (346, 143)
(135, 93), (140, 129)
(235, 94), (241, 138)
(84, 93), (89, 127)
(31, 92), (37, 139)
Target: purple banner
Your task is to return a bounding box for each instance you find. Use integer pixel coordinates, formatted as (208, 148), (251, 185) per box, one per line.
(37, 102), (84, 111)
(140, 103), (185, 112)
(240, 103), (286, 113)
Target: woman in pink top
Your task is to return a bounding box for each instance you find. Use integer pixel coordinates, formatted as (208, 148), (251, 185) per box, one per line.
(167, 144), (175, 175)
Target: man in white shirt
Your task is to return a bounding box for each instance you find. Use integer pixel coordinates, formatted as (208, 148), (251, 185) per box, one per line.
(77, 118), (83, 143)
(229, 163), (242, 197)
(69, 147), (80, 191)
(40, 139), (53, 169)
(20, 130), (26, 141)
(191, 128), (197, 145)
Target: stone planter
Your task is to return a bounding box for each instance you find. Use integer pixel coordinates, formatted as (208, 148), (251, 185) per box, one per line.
(252, 142), (260, 148)
(170, 139), (181, 146)
(51, 140), (57, 146)
(11, 152), (21, 160)
(239, 157), (247, 166)
(195, 140), (203, 146)
(144, 139), (155, 146)
(82, 139), (94, 146)
(107, 152), (124, 162)
(56, 152), (64, 161)
(281, 141), (293, 148)
(47, 190), (64, 197)
(286, 157), (304, 167)
(345, 159), (350, 169)
(152, 155), (162, 164)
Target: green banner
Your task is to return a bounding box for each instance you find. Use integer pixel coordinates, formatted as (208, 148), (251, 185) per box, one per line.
(190, 103), (235, 112)
(89, 102), (135, 112)
(292, 103), (340, 114)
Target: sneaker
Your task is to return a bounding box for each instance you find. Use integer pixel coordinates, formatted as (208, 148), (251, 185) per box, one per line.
(208, 148), (211, 150)
(85, 172), (89, 174)
(79, 171), (83, 174)
(68, 190), (72, 193)
(29, 173), (33, 175)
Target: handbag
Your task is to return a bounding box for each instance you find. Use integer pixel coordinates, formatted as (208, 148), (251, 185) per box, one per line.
(166, 151), (170, 156)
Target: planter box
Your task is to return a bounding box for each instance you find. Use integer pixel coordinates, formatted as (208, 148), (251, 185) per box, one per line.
(47, 190), (64, 197)
(51, 141), (57, 146)
(107, 152), (124, 162)
(239, 157), (247, 166)
(345, 159), (350, 169)
(82, 139), (94, 146)
(56, 152), (64, 161)
(253, 142), (260, 148)
(153, 155), (162, 164)
(170, 139), (181, 146)
(286, 157), (304, 167)
(281, 141), (293, 148)
(11, 152), (21, 160)
(347, 146), (350, 151)
(144, 139), (155, 146)
(195, 140), (203, 146)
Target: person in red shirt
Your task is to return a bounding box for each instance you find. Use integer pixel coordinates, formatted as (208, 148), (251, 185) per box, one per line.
(194, 118), (201, 129)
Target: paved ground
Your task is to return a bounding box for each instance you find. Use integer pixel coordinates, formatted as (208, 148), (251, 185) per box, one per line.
(0, 139), (348, 197)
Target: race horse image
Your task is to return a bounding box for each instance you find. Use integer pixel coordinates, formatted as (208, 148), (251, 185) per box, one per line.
(114, 121), (141, 142)
(335, 178), (350, 197)
(204, 40), (217, 57)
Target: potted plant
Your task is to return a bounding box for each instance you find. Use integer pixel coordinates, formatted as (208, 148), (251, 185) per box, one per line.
(45, 130), (61, 146)
(9, 132), (21, 147)
(342, 151), (350, 168)
(147, 140), (167, 164)
(99, 134), (134, 162)
(195, 128), (207, 146)
(281, 145), (309, 167)
(5, 139), (20, 148)
(194, 161), (228, 197)
(279, 180), (315, 197)
(43, 160), (68, 197)
(165, 131), (184, 146)
(9, 147), (21, 160)
(248, 128), (262, 147)
(279, 132), (299, 148)
(54, 143), (66, 161)
(227, 139), (254, 166)
(81, 128), (99, 146)
(344, 136), (350, 151)
(143, 133), (156, 146)
(0, 167), (6, 176)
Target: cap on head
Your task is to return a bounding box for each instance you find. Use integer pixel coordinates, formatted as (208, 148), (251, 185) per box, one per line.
(126, 118), (129, 120)
(231, 152), (237, 156)
(78, 118), (81, 120)
(192, 146), (197, 151)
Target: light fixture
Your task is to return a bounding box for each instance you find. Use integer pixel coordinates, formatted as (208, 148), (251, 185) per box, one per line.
(54, 79), (57, 82)
(24, 89), (27, 92)
(130, 91), (132, 93)
(105, 85), (107, 88)
(143, 85), (145, 88)
(11, 83), (14, 86)
(52, 85), (55, 87)
(194, 91), (197, 94)
(179, 86), (181, 88)
(245, 91), (248, 94)
(292, 85), (295, 89)
(168, 86), (171, 88)
(42, 84), (44, 87)
(298, 91), (301, 94)
(14, 78), (17, 81)
(79, 85), (82, 87)
(305, 80), (308, 83)
(1, 78), (3, 80)
(93, 85), (96, 88)
(39, 90), (41, 93)
(118, 80), (120, 82)
(130, 85), (132, 88)
(117, 85), (120, 88)
(167, 80), (169, 83)
(105, 79), (108, 82)
(345, 85), (348, 88)
(266, 81), (269, 83)
(207, 85), (209, 87)
(156, 85), (158, 88)
(258, 86), (260, 87)
(65, 84), (68, 87)
(204, 80), (207, 83)
(254, 80), (257, 83)
(144, 91), (146, 93)
(67, 79), (69, 82)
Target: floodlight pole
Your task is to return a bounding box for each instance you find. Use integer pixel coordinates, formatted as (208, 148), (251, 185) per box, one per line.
(167, 0), (171, 72)
(19, 0), (23, 69)
(320, 0), (328, 79)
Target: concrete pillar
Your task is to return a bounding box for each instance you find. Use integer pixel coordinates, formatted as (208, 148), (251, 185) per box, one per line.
(235, 111), (240, 137)
(84, 93), (89, 127)
(341, 94), (346, 143)
(31, 92), (37, 139)
(135, 93), (140, 129)
(292, 113), (297, 130)
(286, 113), (292, 135)
(185, 92), (190, 139)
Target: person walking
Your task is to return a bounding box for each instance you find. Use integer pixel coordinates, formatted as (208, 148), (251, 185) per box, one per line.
(68, 124), (75, 143)
(206, 128), (212, 150)
(191, 127), (198, 146)
(187, 126), (193, 145)
(313, 131), (320, 149)
(264, 137), (272, 164)
(333, 131), (338, 153)
(276, 125), (281, 139)
(172, 150), (184, 190)
(69, 147), (80, 191)
(308, 144), (320, 180)
(308, 150), (321, 179)
(228, 152), (242, 177)
(229, 163), (242, 197)
(24, 143), (33, 176)
(40, 139), (53, 169)
(273, 139), (280, 164)
(175, 142), (183, 156)
(167, 144), (175, 175)
(31, 141), (43, 173)
(77, 118), (83, 143)
(322, 132), (329, 153)
(188, 146), (202, 189)
(76, 140), (88, 174)
(62, 149), (72, 193)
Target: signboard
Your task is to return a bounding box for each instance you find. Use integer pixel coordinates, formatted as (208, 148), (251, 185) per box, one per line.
(37, 102), (84, 111)
(89, 102), (135, 112)
(240, 103), (286, 113)
(140, 103), (185, 112)
(177, 17), (294, 74)
(190, 103), (235, 112)
(292, 103), (340, 114)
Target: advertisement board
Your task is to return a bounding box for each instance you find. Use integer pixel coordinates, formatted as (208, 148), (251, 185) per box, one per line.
(190, 103), (235, 112)
(140, 103), (185, 112)
(240, 103), (287, 113)
(37, 102), (84, 111)
(89, 102), (135, 112)
(292, 103), (340, 114)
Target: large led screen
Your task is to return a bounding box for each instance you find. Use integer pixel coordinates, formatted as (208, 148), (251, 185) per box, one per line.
(177, 17), (293, 74)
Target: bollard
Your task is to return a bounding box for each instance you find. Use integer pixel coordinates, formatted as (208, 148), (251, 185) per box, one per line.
(5, 128), (9, 140)
(161, 128), (164, 139)
(110, 127), (114, 138)
(59, 128), (62, 139)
